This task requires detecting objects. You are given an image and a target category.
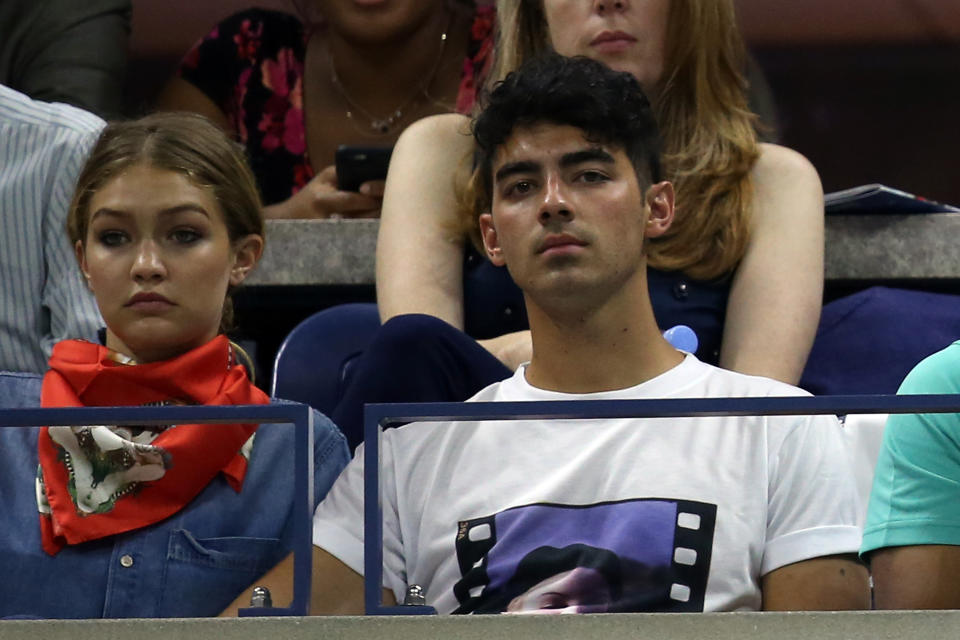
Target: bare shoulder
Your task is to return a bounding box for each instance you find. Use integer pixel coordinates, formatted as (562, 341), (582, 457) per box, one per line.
(395, 113), (473, 154)
(750, 143), (823, 226)
(384, 112), (474, 213)
(752, 143), (821, 191)
(386, 113), (475, 192)
(753, 143), (819, 183)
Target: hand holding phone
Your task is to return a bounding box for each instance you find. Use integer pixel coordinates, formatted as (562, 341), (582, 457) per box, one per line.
(263, 165), (384, 220)
(335, 145), (393, 192)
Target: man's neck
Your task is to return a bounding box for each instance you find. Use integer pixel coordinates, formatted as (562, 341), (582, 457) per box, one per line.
(523, 283), (684, 394)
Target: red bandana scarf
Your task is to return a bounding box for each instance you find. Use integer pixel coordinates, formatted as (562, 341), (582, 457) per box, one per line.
(36, 335), (269, 555)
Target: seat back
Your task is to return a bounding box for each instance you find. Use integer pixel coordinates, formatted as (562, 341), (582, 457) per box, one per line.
(271, 303), (381, 416)
(800, 286), (960, 395)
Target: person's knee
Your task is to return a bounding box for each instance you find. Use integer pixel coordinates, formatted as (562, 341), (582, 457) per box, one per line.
(373, 314), (457, 361)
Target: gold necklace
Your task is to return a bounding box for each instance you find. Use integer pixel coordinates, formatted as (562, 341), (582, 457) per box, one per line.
(329, 15), (452, 136)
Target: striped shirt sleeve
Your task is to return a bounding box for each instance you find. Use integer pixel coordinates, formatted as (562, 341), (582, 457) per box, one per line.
(0, 85), (104, 373)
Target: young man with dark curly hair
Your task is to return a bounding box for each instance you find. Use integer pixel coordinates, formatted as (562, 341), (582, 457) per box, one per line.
(227, 53), (868, 616)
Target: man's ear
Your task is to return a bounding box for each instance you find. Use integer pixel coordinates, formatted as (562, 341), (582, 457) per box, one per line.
(644, 181), (675, 238)
(229, 234), (265, 286)
(479, 212), (506, 267)
(75, 240), (93, 290)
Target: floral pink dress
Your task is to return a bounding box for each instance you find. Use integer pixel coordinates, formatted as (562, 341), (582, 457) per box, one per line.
(178, 6), (495, 205)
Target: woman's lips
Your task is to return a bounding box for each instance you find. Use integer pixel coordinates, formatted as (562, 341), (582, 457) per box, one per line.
(125, 292), (174, 312)
(590, 31), (637, 54)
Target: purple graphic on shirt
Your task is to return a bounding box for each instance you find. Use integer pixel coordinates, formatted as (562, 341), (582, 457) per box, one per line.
(453, 498), (715, 614)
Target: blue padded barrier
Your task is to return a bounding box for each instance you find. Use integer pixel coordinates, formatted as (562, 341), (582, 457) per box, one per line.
(362, 393), (960, 615)
(0, 403), (315, 617)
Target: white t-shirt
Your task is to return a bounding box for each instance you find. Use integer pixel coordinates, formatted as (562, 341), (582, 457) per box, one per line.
(313, 354), (861, 613)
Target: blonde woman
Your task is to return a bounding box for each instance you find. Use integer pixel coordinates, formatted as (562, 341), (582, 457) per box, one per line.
(0, 113), (349, 618)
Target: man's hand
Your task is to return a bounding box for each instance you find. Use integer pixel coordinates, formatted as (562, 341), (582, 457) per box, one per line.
(264, 165), (384, 220)
(761, 554), (870, 610)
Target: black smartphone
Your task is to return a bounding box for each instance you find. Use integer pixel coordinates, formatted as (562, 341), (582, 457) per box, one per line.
(335, 145), (393, 192)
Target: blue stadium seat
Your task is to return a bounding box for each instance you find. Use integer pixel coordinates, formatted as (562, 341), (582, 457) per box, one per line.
(800, 286), (960, 395)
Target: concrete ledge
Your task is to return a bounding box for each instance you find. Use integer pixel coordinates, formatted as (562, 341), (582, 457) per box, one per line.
(247, 214), (960, 288)
(247, 219), (379, 287)
(3, 610), (960, 640)
(825, 213), (960, 280)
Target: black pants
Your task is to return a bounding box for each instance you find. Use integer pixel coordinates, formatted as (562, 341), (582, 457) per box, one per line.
(331, 314), (512, 450)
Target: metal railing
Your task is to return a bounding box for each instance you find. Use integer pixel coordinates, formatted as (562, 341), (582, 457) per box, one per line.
(0, 403), (315, 617)
(362, 393), (960, 615)
(9, 393), (960, 617)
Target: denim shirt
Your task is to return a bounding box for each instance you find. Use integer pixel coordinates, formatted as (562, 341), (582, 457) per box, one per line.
(0, 372), (349, 619)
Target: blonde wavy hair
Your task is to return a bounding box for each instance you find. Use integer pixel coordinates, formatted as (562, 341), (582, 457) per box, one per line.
(470, 0), (759, 280)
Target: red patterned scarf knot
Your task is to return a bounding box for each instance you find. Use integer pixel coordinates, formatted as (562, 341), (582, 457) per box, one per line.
(36, 335), (269, 555)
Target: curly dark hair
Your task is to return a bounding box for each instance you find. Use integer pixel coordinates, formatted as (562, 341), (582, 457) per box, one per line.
(472, 53), (662, 213)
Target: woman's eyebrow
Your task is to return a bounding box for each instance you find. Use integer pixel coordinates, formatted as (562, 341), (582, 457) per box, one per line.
(89, 204), (211, 222)
(157, 204), (211, 219)
(88, 207), (127, 222)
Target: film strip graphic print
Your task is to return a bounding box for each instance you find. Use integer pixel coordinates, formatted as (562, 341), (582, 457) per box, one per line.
(668, 500), (717, 611)
(452, 498), (717, 614)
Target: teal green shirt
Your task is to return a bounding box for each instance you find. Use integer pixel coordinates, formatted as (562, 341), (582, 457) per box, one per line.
(862, 341), (960, 556)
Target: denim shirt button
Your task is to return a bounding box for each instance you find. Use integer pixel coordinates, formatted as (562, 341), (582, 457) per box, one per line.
(673, 281), (689, 300)
(120, 554), (134, 568)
